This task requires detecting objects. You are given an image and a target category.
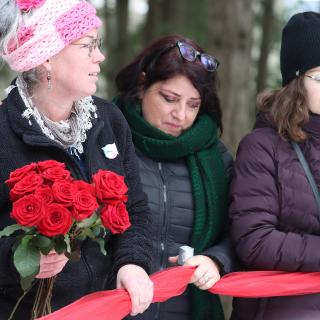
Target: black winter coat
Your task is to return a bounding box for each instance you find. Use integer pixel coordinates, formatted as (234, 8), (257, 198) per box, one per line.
(0, 87), (152, 319)
(126, 141), (235, 320)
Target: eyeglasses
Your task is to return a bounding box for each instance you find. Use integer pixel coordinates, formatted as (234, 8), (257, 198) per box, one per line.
(71, 37), (103, 57)
(176, 41), (219, 72)
(146, 41), (219, 73)
(305, 74), (320, 82)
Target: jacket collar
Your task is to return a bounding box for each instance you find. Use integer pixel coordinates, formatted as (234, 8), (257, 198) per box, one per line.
(254, 111), (320, 140)
(304, 112), (320, 139)
(254, 112), (275, 130)
(6, 85), (53, 146)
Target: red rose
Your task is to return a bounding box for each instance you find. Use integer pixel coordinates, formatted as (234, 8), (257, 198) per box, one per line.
(73, 180), (96, 197)
(42, 167), (71, 184)
(37, 203), (73, 236)
(5, 163), (37, 188)
(34, 185), (54, 204)
(52, 181), (75, 206)
(9, 173), (44, 201)
(92, 170), (128, 204)
(37, 160), (66, 173)
(100, 202), (131, 234)
(72, 190), (99, 221)
(11, 194), (44, 227)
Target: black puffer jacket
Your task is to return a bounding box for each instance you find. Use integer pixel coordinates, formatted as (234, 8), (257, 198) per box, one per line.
(126, 141), (235, 320)
(0, 87), (152, 319)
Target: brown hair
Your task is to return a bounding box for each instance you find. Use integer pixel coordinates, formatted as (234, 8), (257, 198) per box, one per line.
(257, 76), (309, 142)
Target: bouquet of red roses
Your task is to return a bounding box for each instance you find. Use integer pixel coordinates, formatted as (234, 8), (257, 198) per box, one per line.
(0, 160), (131, 320)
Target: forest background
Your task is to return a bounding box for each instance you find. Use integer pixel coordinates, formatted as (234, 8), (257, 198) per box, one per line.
(0, 0), (319, 318)
(1, 0), (319, 154)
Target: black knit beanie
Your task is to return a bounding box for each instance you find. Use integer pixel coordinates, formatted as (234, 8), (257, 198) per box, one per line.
(280, 11), (320, 86)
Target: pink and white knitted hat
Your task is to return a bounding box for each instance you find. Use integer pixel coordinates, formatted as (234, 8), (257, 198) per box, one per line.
(2, 0), (102, 72)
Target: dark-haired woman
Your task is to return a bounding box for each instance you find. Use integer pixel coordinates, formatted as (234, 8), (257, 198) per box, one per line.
(230, 11), (320, 320)
(115, 34), (235, 320)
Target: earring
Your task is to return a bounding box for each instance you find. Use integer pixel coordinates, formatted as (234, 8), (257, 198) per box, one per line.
(47, 70), (52, 91)
(139, 72), (146, 82)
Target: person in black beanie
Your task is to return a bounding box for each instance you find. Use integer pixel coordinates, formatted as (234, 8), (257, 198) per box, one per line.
(230, 11), (320, 320)
(281, 11), (320, 86)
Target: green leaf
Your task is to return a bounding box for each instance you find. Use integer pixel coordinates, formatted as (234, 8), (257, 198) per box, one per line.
(64, 234), (71, 253)
(0, 224), (26, 238)
(76, 213), (98, 229)
(30, 235), (53, 255)
(24, 227), (36, 235)
(14, 236), (40, 279)
(20, 275), (35, 291)
(93, 238), (107, 256)
(54, 236), (67, 254)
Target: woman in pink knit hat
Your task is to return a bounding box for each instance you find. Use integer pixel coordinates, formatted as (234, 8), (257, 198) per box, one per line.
(0, 0), (153, 319)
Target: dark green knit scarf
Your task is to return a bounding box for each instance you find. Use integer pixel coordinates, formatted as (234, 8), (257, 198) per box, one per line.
(118, 102), (228, 320)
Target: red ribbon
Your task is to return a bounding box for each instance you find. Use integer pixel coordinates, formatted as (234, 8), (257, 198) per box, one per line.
(38, 266), (320, 320)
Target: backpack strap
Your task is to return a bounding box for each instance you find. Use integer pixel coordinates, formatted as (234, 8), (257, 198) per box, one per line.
(291, 141), (320, 211)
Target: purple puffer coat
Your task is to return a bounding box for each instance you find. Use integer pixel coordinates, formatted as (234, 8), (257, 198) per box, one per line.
(230, 113), (320, 320)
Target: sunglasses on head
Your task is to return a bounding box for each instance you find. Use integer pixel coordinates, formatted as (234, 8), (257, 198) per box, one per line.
(145, 40), (220, 73)
(175, 41), (220, 72)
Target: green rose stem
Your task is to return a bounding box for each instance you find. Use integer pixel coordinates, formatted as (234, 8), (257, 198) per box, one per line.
(8, 280), (38, 320)
(31, 275), (57, 319)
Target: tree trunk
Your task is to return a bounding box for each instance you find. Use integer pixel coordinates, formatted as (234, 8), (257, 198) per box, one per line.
(161, 0), (186, 34)
(103, 0), (129, 98)
(141, 0), (188, 47)
(143, 0), (162, 45)
(208, 0), (254, 153)
(256, 0), (275, 94)
(115, 0), (129, 67)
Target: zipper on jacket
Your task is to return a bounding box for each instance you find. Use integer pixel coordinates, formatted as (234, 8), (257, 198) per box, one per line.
(155, 303), (160, 319)
(158, 162), (167, 270)
(156, 162), (168, 320)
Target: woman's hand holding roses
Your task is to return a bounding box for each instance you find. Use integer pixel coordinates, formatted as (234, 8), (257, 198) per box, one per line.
(116, 264), (153, 316)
